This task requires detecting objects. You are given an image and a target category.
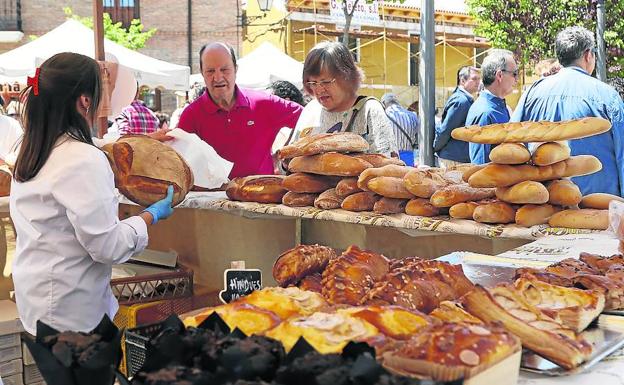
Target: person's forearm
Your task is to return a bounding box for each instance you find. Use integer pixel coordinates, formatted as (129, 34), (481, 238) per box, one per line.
(139, 211), (154, 226)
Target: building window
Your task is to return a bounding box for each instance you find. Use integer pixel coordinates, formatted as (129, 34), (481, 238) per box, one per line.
(103, 0), (139, 27)
(409, 37), (419, 86)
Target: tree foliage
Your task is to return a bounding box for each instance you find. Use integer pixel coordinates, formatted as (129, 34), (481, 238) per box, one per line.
(466, 0), (624, 77)
(64, 7), (157, 51)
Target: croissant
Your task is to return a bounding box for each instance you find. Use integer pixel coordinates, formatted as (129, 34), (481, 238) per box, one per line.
(273, 244), (337, 287)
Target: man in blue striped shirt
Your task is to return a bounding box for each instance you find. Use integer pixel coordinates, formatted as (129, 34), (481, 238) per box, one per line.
(381, 93), (420, 166)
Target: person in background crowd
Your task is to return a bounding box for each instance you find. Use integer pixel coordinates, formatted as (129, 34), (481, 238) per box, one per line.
(115, 84), (160, 135)
(381, 93), (419, 166)
(154, 111), (170, 130)
(512, 26), (624, 196)
(433, 66), (481, 167)
(293, 41), (398, 157)
(0, 114), (22, 165)
(268, 80), (305, 106)
(466, 50), (518, 164)
(170, 82), (205, 129)
(178, 42), (302, 178)
(10, 52), (174, 335)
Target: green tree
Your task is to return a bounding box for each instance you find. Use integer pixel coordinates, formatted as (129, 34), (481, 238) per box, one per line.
(64, 7), (157, 50)
(466, 0), (624, 77)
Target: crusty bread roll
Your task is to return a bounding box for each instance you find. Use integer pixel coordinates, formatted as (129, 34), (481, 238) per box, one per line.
(489, 143), (531, 164)
(366, 177), (415, 199)
(282, 191), (318, 207)
(357, 164), (413, 190)
(335, 177), (362, 198)
(532, 142), (571, 166)
(373, 197), (408, 214)
(314, 188), (343, 209)
(548, 209), (609, 230)
(546, 179), (582, 206)
(462, 164), (487, 182)
(226, 175), (287, 204)
(473, 201), (516, 224)
(288, 152), (373, 176)
(405, 198), (442, 217)
(451, 117), (611, 144)
(468, 155), (602, 188)
(449, 202), (480, 219)
(282, 172), (339, 193)
(430, 184), (496, 207)
(515, 204), (561, 227)
(341, 191), (380, 212)
(404, 169), (461, 198)
(278, 132), (369, 159)
(580, 193), (624, 210)
(495, 181), (549, 204)
(352, 153), (405, 167)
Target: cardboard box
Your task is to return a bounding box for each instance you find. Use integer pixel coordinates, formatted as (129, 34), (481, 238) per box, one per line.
(0, 333), (19, 350)
(22, 363), (42, 384)
(0, 358), (22, 377)
(2, 373), (24, 385)
(0, 301), (23, 337)
(0, 344), (21, 363)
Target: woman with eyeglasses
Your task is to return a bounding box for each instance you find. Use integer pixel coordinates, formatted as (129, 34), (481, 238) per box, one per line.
(291, 41), (398, 157)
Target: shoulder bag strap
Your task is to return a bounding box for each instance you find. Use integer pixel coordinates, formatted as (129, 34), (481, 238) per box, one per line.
(344, 96), (377, 134)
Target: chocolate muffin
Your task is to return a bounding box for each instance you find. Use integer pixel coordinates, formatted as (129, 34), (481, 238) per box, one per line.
(133, 365), (212, 385)
(275, 351), (349, 385)
(42, 331), (103, 366)
(214, 336), (285, 382)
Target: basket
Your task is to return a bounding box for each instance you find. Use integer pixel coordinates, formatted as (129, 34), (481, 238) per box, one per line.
(124, 321), (165, 378)
(111, 264), (193, 306)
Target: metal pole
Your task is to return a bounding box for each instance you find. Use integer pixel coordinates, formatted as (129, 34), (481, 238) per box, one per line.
(93, 0), (107, 138)
(596, 0), (607, 81)
(418, 0), (435, 166)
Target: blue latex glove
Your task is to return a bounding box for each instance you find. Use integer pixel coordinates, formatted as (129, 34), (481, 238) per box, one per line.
(143, 185), (174, 224)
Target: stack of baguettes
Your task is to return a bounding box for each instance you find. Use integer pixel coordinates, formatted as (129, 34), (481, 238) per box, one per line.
(450, 117), (619, 229)
(276, 132), (406, 211)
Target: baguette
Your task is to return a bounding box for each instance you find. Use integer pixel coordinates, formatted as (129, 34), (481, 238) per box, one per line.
(366, 177), (415, 199)
(489, 143), (530, 164)
(546, 179), (582, 206)
(449, 199), (496, 219)
(580, 193), (624, 210)
(548, 209), (609, 230)
(495, 181), (549, 204)
(532, 142), (571, 166)
(282, 172), (339, 193)
(288, 152), (373, 176)
(314, 188), (343, 210)
(282, 191), (318, 207)
(430, 184), (496, 207)
(405, 198), (442, 217)
(226, 175), (287, 203)
(404, 169), (461, 198)
(373, 197), (409, 214)
(352, 153), (405, 167)
(357, 164), (413, 190)
(341, 191), (380, 212)
(335, 177), (362, 198)
(473, 201), (516, 224)
(515, 204), (561, 227)
(462, 164), (487, 182)
(468, 155), (602, 188)
(451, 117), (611, 144)
(278, 132), (369, 159)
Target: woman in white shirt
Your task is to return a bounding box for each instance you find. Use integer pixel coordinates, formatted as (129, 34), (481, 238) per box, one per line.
(10, 52), (174, 335)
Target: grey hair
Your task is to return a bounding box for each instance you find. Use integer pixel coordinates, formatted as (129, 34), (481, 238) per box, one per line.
(555, 26), (595, 67)
(302, 41), (364, 95)
(481, 49), (514, 86)
(381, 93), (400, 108)
(457, 66), (477, 86)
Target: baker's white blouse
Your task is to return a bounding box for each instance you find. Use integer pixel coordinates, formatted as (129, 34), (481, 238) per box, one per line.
(10, 135), (148, 335)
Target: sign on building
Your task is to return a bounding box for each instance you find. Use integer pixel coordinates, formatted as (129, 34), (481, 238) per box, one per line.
(329, 0), (380, 26)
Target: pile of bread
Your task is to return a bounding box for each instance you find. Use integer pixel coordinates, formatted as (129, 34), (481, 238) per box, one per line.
(451, 117), (622, 229)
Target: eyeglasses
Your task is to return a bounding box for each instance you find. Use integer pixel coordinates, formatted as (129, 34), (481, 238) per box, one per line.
(501, 69), (519, 78)
(305, 78), (336, 89)
(588, 47), (598, 55)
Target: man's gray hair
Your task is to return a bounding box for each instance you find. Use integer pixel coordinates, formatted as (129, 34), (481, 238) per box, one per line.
(381, 93), (400, 108)
(457, 66), (477, 86)
(481, 49), (514, 86)
(555, 26), (595, 67)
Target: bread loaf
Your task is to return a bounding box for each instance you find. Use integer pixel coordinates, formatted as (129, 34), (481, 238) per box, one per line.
(366, 176), (415, 199)
(357, 164), (413, 190)
(335, 177), (362, 198)
(495, 181), (549, 204)
(103, 135), (193, 206)
(314, 188), (343, 209)
(449, 202), (479, 219)
(226, 175), (287, 203)
(282, 191), (318, 207)
(404, 169), (461, 198)
(462, 164), (487, 182)
(546, 179), (582, 206)
(473, 201), (516, 224)
(282, 172), (339, 193)
(451, 117), (611, 144)
(278, 132), (369, 159)
(548, 209), (609, 230)
(515, 204), (561, 227)
(405, 198), (442, 217)
(489, 143), (531, 164)
(580, 193), (624, 210)
(532, 142), (571, 166)
(341, 191), (380, 211)
(288, 152), (373, 176)
(374, 197), (408, 214)
(352, 153), (405, 167)
(468, 155), (602, 188)
(430, 184), (496, 207)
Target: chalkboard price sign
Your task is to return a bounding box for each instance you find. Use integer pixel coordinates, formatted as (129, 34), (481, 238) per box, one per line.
(219, 268), (262, 303)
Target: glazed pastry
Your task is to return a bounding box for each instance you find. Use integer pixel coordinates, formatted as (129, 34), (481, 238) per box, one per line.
(338, 305), (433, 340)
(430, 301), (484, 324)
(272, 244), (337, 287)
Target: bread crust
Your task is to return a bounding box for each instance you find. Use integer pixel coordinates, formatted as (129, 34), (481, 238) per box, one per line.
(277, 132), (369, 159)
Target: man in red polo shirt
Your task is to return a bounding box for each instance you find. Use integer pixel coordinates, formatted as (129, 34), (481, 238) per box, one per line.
(178, 42), (303, 178)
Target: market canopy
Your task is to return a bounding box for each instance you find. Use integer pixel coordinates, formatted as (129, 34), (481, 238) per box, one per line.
(0, 19), (189, 91)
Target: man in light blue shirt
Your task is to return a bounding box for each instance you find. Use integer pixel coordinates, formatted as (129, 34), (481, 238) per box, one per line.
(381, 93), (420, 166)
(466, 49), (518, 164)
(511, 26), (624, 196)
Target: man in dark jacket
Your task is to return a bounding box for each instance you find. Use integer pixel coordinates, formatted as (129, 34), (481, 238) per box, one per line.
(433, 66), (480, 167)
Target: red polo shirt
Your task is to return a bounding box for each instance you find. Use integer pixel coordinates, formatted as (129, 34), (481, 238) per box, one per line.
(178, 86), (302, 178)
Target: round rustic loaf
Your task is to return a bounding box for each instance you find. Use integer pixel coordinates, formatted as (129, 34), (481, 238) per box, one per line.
(103, 135), (193, 207)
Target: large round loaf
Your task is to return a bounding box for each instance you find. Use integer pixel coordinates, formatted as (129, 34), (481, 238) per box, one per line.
(548, 209), (609, 230)
(103, 135), (193, 207)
